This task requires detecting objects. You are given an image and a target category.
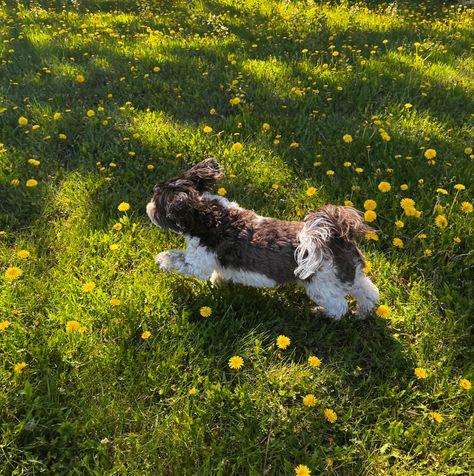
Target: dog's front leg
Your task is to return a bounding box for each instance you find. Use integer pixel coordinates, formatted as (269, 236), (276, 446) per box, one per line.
(155, 250), (214, 281)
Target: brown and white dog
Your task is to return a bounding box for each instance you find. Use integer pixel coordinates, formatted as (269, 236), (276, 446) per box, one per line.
(146, 158), (379, 319)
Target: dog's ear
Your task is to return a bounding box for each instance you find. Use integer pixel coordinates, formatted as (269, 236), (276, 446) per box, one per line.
(167, 192), (197, 231)
(182, 158), (223, 192)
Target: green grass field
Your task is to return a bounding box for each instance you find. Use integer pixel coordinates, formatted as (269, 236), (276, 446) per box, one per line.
(1, 0), (473, 474)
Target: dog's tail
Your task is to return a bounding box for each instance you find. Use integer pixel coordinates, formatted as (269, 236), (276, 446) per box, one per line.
(294, 205), (372, 280)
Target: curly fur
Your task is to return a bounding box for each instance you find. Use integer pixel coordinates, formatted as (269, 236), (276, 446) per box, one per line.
(146, 159), (379, 319)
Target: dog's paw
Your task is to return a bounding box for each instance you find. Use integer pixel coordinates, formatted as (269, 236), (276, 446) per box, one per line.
(155, 250), (180, 272)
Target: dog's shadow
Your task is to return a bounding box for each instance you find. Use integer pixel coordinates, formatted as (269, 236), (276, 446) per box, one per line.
(167, 277), (410, 386)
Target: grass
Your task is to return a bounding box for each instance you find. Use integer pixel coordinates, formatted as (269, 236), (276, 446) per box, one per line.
(0, 0), (473, 474)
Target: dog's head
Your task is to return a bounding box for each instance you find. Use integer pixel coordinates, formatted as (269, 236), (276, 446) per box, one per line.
(146, 158), (222, 232)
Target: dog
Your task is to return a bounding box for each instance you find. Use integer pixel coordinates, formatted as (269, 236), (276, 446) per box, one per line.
(146, 158), (379, 320)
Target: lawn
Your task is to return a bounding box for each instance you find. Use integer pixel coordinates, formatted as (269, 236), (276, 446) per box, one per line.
(0, 0), (473, 474)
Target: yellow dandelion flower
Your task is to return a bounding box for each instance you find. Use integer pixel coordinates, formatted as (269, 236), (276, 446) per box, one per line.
(81, 282), (95, 293)
(415, 367), (428, 379)
(436, 188), (448, 195)
(76, 74), (86, 83)
(363, 261), (372, 273)
(111, 298), (121, 306)
(290, 142), (300, 149)
(26, 179), (38, 187)
(376, 305), (391, 318)
(364, 210), (376, 222)
(326, 169), (335, 176)
(53, 112), (61, 120)
(395, 220), (404, 228)
(343, 161), (352, 167)
(217, 188), (227, 196)
(11, 179), (20, 186)
(262, 123), (270, 130)
(424, 149), (437, 159)
(18, 116), (28, 126)
(342, 134), (353, 143)
(199, 306), (212, 318)
(364, 199), (377, 210)
(58, 133), (67, 140)
(393, 237), (404, 248)
(454, 184), (465, 191)
(229, 97), (241, 106)
(355, 167), (364, 173)
(231, 142), (243, 152)
(209, 108), (216, 115)
(435, 215), (448, 228)
(380, 131), (391, 142)
(430, 412), (443, 423)
(5, 266), (22, 280)
(86, 109), (95, 117)
(203, 126), (213, 134)
(188, 386), (198, 396)
(228, 355), (244, 370)
(276, 335), (291, 349)
(294, 464), (311, 476)
(109, 244), (119, 251)
(0, 321), (11, 331)
(324, 408), (337, 423)
(303, 394), (317, 407)
(141, 331), (151, 340)
(28, 159), (40, 166)
(459, 378), (471, 390)
(464, 147), (472, 155)
(424, 249), (432, 256)
(400, 184), (409, 191)
(66, 320), (81, 332)
(461, 202), (473, 213)
(117, 202), (130, 212)
(14, 362), (27, 374)
(378, 181), (391, 192)
(113, 223), (123, 231)
(308, 355), (321, 367)
(365, 232), (379, 241)
(306, 187), (317, 197)
(404, 103), (413, 109)
(153, 66), (161, 72)
(17, 250), (30, 259)
(344, 200), (353, 207)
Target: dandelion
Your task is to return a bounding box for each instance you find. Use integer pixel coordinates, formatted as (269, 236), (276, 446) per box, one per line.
(58, 133), (67, 140)
(11, 179), (20, 186)
(459, 378), (471, 390)
(344, 200), (353, 207)
(203, 126), (213, 134)
(376, 305), (391, 318)
(290, 142), (300, 148)
(118, 202), (130, 212)
(430, 412), (443, 423)
(363, 261), (372, 273)
(454, 184), (465, 191)
(86, 109), (95, 117)
(0, 321), (11, 331)
(231, 142), (243, 152)
(113, 223), (123, 231)
(262, 123), (270, 130)
(109, 244), (119, 251)
(82, 282), (95, 293)
(380, 131), (391, 142)
(217, 187), (227, 196)
(209, 108), (216, 115)
(294, 464), (311, 476)
(303, 394), (317, 407)
(365, 232), (379, 241)
(5, 267), (22, 280)
(364, 210), (376, 222)
(436, 188), (448, 195)
(76, 74), (85, 82)
(228, 355), (244, 370)
(308, 355), (321, 367)
(424, 249), (432, 256)
(415, 367), (428, 379)
(53, 112), (61, 120)
(14, 362), (27, 374)
(400, 184), (409, 191)
(461, 202), (473, 213)
(276, 335), (291, 349)
(364, 199), (377, 210)
(324, 408), (337, 423)
(229, 97), (241, 106)
(424, 149), (437, 159)
(435, 215), (448, 228)
(28, 159), (40, 166)
(153, 66), (161, 72)
(18, 116), (28, 126)
(66, 320), (81, 332)
(26, 179), (38, 187)
(378, 181), (391, 192)
(188, 387), (198, 396)
(111, 298), (121, 306)
(404, 103), (413, 109)
(306, 187), (317, 197)
(395, 220), (404, 228)
(400, 198), (415, 209)
(393, 238), (404, 248)
(199, 306), (212, 317)
(141, 331), (151, 339)
(464, 147), (472, 155)
(342, 134), (353, 143)
(17, 250), (30, 259)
